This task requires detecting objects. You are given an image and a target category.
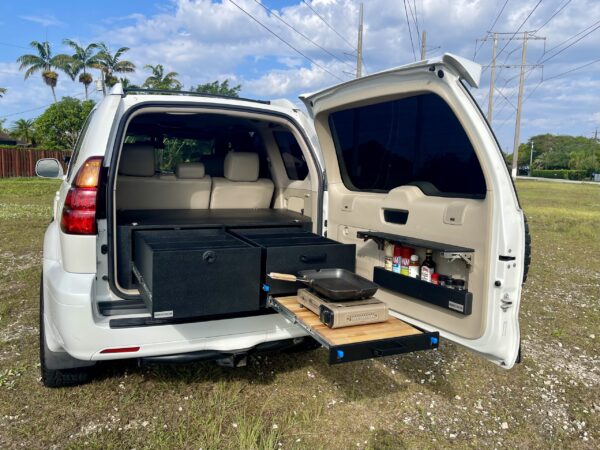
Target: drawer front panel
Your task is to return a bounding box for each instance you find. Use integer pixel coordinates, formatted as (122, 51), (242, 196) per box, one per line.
(149, 246), (262, 319)
(265, 243), (356, 295)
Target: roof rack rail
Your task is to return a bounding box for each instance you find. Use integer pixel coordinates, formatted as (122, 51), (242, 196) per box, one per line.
(122, 88), (271, 105)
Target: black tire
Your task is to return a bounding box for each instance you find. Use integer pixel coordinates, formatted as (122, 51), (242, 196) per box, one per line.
(522, 215), (532, 284)
(40, 275), (94, 388)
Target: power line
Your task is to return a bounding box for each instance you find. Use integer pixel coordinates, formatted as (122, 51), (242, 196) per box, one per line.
(540, 19), (600, 63)
(535, 0), (572, 32)
(252, 0), (355, 72)
(407, 0), (421, 49)
(474, 0), (510, 58)
(228, 0), (344, 82)
(0, 41), (31, 50)
(300, 0), (356, 52)
(495, 0), (543, 60)
(0, 91), (87, 120)
(403, 0), (417, 61)
(543, 57), (600, 81)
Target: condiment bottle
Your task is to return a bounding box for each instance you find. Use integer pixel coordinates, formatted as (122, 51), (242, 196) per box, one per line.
(408, 254), (420, 278)
(384, 242), (394, 271)
(438, 275), (449, 287)
(392, 245), (402, 273)
(453, 278), (466, 291)
(431, 273), (439, 285)
(420, 249), (436, 283)
(400, 247), (413, 276)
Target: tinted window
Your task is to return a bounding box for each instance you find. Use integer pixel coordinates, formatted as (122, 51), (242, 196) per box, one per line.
(274, 131), (309, 180)
(328, 93), (486, 198)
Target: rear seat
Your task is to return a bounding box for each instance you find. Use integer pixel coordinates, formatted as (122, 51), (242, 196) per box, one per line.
(116, 143), (212, 210)
(210, 152), (274, 209)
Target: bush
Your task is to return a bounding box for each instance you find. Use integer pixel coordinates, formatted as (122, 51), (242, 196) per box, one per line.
(531, 169), (588, 180)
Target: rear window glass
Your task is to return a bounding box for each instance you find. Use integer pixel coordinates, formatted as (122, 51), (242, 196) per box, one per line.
(274, 131), (309, 180)
(328, 93), (486, 198)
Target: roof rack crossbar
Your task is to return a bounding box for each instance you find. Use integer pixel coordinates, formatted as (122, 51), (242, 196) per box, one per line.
(122, 88), (271, 105)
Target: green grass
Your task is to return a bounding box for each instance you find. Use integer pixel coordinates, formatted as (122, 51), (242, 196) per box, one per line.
(0, 177), (599, 449)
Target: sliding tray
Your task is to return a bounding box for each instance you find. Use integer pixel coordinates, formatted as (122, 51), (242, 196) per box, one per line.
(268, 295), (439, 364)
(230, 227), (356, 296)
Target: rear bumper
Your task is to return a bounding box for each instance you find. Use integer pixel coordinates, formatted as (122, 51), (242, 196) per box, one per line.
(43, 259), (307, 361)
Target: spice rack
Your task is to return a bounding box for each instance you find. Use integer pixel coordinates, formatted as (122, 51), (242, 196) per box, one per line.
(358, 231), (474, 316)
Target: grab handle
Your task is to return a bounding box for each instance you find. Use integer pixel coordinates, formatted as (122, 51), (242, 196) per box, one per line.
(299, 253), (327, 264)
(267, 272), (299, 282)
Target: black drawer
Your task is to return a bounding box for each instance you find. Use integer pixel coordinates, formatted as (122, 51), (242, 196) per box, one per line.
(133, 229), (261, 319)
(231, 227), (356, 295)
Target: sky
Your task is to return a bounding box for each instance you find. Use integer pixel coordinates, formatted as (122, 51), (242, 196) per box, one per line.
(0, 0), (599, 152)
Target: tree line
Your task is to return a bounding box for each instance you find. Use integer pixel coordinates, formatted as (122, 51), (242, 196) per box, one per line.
(515, 134), (600, 175)
(0, 39), (242, 149)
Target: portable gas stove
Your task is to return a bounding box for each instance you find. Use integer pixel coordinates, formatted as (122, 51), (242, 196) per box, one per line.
(297, 288), (388, 329)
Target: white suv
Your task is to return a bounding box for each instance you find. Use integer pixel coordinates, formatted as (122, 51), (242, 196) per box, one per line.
(37, 54), (529, 387)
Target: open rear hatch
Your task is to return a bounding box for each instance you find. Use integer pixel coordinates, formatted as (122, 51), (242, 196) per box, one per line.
(269, 295), (439, 364)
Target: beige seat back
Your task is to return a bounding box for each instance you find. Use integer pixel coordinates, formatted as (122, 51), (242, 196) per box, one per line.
(116, 143), (212, 210)
(210, 152), (274, 209)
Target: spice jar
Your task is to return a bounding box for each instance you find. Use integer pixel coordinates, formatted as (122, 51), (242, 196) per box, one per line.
(408, 254), (420, 278)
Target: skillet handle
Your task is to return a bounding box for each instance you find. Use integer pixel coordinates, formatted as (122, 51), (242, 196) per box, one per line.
(267, 272), (298, 282)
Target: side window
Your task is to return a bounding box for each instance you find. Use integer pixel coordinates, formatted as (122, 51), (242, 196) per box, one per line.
(160, 138), (214, 173)
(328, 93), (487, 198)
(274, 130), (309, 181)
(67, 110), (96, 180)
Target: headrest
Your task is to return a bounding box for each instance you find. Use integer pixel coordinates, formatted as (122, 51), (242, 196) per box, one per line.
(224, 152), (259, 182)
(119, 143), (155, 177)
(176, 162), (206, 179)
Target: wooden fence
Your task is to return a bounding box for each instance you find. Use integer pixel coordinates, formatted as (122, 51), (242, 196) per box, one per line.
(0, 147), (70, 178)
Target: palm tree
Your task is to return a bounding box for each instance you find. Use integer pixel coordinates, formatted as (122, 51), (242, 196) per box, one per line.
(16, 41), (67, 102)
(119, 77), (139, 89)
(10, 118), (36, 146)
(142, 64), (182, 90)
(0, 87), (6, 97)
(60, 40), (99, 99)
(94, 43), (135, 94)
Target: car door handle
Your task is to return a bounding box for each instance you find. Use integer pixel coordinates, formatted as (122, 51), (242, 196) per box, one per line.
(299, 253), (327, 264)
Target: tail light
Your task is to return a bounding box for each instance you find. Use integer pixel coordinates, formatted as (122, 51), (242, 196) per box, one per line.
(60, 156), (103, 235)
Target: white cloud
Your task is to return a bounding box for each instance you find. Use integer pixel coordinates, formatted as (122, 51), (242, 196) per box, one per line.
(2, 0), (599, 146)
(19, 14), (64, 27)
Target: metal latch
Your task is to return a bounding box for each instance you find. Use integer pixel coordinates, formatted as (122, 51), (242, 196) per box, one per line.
(501, 293), (513, 311)
(440, 252), (473, 266)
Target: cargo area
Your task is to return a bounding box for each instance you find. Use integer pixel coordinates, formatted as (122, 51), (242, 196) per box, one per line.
(109, 108), (357, 323)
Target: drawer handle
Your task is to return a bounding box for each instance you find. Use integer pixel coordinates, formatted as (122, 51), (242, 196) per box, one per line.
(373, 345), (404, 357)
(202, 251), (216, 264)
(299, 253), (327, 264)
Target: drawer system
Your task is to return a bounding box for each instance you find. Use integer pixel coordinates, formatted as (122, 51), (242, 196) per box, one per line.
(133, 229), (262, 319)
(230, 227), (356, 296)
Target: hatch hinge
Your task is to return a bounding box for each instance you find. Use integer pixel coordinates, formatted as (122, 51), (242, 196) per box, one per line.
(440, 251), (473, 266)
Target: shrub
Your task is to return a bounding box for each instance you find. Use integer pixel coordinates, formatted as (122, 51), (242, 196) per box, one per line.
(531, 169), (588, 180)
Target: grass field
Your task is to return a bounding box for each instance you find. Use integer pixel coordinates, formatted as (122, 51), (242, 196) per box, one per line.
(0, 177), (599, 449)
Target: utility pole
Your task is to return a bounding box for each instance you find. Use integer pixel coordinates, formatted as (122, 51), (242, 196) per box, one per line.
(487, 33), (498, 123)
(511, 31), (529, 179)
(420, 30), (427, 60)
(356, 3), (363, 78)
(529, 141), (534, 176)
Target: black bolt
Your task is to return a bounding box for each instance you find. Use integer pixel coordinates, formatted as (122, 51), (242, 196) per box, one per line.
(437, 70), (444, 78)
(494, 280), (502, 287)
(101, 244), (108, 254)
